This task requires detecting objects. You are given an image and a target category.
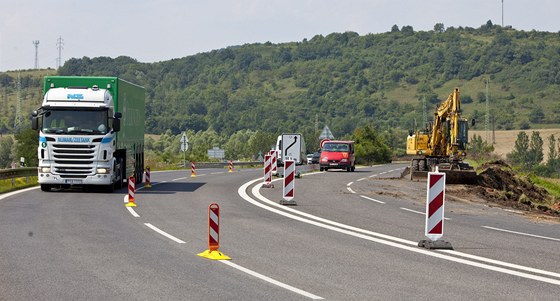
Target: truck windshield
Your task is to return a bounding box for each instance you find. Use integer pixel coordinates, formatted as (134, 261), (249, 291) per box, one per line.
(323, 143), (349, 152)
(42, 110), (108, 135)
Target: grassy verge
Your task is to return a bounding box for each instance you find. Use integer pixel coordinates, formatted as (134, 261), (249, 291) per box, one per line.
(0, 177), (39, 194)
(529, 175), (560, 199)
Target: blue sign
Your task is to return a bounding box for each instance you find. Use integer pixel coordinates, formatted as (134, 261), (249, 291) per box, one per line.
(67, 94), (84, 100)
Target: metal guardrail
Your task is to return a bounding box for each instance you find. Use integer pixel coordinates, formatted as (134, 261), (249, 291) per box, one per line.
(0, 167), (37, 180)
(182, 161), (263, 169)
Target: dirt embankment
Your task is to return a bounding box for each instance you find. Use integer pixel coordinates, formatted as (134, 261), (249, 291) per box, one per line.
(451, 160), (560, 217)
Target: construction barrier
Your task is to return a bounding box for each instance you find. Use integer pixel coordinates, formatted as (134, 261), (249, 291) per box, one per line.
(262, 154), (273, 188)
(228, 160), (233, 173)
(191, 161), (196, 177)
(197, 203), (230, 260)
(270, 150), (278, 176)
(418, 169), (453, 249)
(145, 167), (151, 188)
(281, 159), (297, 205)
(125, 176), (136, 207)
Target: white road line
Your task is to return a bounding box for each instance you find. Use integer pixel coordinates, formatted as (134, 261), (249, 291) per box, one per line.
(240, 178), (560, 285)
(219, 260), (324, 300)
(400, 207), (424, 215)
(400, 207), (451, 220)
(482, 226), (560, 242)
(347, 187), (356, 194)
(357, 178), (366, 182)
(211, 172), (224, 175)
(347, 182), (354, 186)
(144, 223), (186, 244)
(359, 195), (385, 204)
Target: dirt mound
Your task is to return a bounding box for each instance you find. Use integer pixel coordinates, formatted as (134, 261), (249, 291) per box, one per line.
(474, 160), (560, 217)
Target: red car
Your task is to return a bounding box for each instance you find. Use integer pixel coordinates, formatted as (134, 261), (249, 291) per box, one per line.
(319, 140), (356, 172)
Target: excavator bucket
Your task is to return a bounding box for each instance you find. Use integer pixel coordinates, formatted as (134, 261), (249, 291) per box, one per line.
(409, 163), (478, 184)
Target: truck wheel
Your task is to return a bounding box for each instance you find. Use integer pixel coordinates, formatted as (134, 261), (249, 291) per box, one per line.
(320, 167), (324, 171)
(346, 167), (351, 172)
(40, 184), (52, 192)
(351, 166), (355, 172)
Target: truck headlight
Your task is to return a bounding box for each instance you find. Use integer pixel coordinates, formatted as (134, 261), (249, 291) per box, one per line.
(40, 167), (51, 173)
(96, 168), (110, 174)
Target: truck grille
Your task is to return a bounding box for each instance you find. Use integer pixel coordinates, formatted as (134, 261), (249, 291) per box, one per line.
(52, 143), (98, 178)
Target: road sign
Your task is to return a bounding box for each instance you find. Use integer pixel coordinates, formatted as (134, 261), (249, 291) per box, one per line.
(281, 134), (302, 164)
(180, 133), (189, 152)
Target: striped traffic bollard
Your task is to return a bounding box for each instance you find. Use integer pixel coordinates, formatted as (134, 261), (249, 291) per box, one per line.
(418, 169), (453, 250)
(262, 154), (273, 188)
(145, 167), (151, 188)
(197, 203), (231, 260)
(125, 176), (136, 207)
(191, 161), (196, 177)
(280, 159), (297, 205)
(228, 160), (233, 173)
(270, 150), (278, 176)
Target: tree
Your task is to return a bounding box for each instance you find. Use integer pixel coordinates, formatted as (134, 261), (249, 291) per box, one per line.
(507, 131), (529, 168)
(546, 135), (559, 177)
(434, 23), (445, 33)
(528, 131), (544, 167)
(468, 134), (494, 161)
(391, 25), (400, 33)
(352, 125), (391, 165)
(14, 129), (39, 167)
(0, 136), (14, 168)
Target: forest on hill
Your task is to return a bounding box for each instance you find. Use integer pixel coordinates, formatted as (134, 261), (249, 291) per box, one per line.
(1, 20), (560, 155)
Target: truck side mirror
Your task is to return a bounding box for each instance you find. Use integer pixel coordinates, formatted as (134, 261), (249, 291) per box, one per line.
(31, 111), (39, 130)
(112, 112), (122, 132)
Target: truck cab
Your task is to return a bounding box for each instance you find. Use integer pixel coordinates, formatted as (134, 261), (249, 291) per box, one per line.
(319, 140), (356, 172)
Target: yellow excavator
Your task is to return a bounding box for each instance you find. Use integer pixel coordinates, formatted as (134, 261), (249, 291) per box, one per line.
(406, 88), (477, 184)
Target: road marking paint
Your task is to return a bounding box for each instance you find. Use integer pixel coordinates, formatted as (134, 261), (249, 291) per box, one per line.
(400, 207), (424, 215)
(482, 226), (560, 242)
(347, 187), (356, 194)
(400, 207), (451, 220)
(219, 260), (324, 300)
(239, 175), (560, 286)
(144, 223), (186, 244)
(0, 186), (39, 200)
(359, 195), (385, 204)
(211, 172), (224, 175)
(347, 182), (354, 186)
(357, 178), (366, 182)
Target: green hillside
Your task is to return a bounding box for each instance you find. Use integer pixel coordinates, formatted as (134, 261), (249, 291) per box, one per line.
(2, 21), (560, 146)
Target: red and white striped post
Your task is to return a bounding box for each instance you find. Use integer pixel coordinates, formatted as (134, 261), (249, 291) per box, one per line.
(145, 167), (151, 188)
(262, 154), (273, 188)
(418, 169), (452, 249)
(125, 175), (136, 207)
(270, 150), (278, 176)
(228, 160), (233, 173)
(197, 203), (231, 260)
(281, 159), (297, 205)
(191, 161), (196, 177)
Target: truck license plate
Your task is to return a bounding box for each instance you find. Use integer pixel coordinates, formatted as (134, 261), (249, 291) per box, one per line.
(64, 179), (83, 184)
(330, 163), (338, 166)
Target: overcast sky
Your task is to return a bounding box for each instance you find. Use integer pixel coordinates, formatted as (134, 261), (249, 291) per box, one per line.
(1, 0), (558, 71)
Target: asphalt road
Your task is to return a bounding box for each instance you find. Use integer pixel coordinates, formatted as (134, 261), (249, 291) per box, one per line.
(0, 164), (558, 300)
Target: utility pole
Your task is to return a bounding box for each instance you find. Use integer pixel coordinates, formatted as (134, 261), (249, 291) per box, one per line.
(501, 0), (504, 27)
(14, 72), (22, 129)
(485, 78), (490, 143)
(56, 36), (64, 69)
(33, 40), (40, 69)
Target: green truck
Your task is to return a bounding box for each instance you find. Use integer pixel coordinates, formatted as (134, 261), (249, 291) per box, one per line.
(32, 76), (145, 192)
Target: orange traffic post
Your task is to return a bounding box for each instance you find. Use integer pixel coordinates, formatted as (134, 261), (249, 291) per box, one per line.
(197, 203), (230, 260)
(228, 160), (233, 173)
(125, 175), (136, 207)
(145, 167), (151, 188)
(191, 161), (196, 177)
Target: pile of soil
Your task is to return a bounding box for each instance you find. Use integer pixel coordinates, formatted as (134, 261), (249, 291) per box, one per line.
(473, 160), (560, 217)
